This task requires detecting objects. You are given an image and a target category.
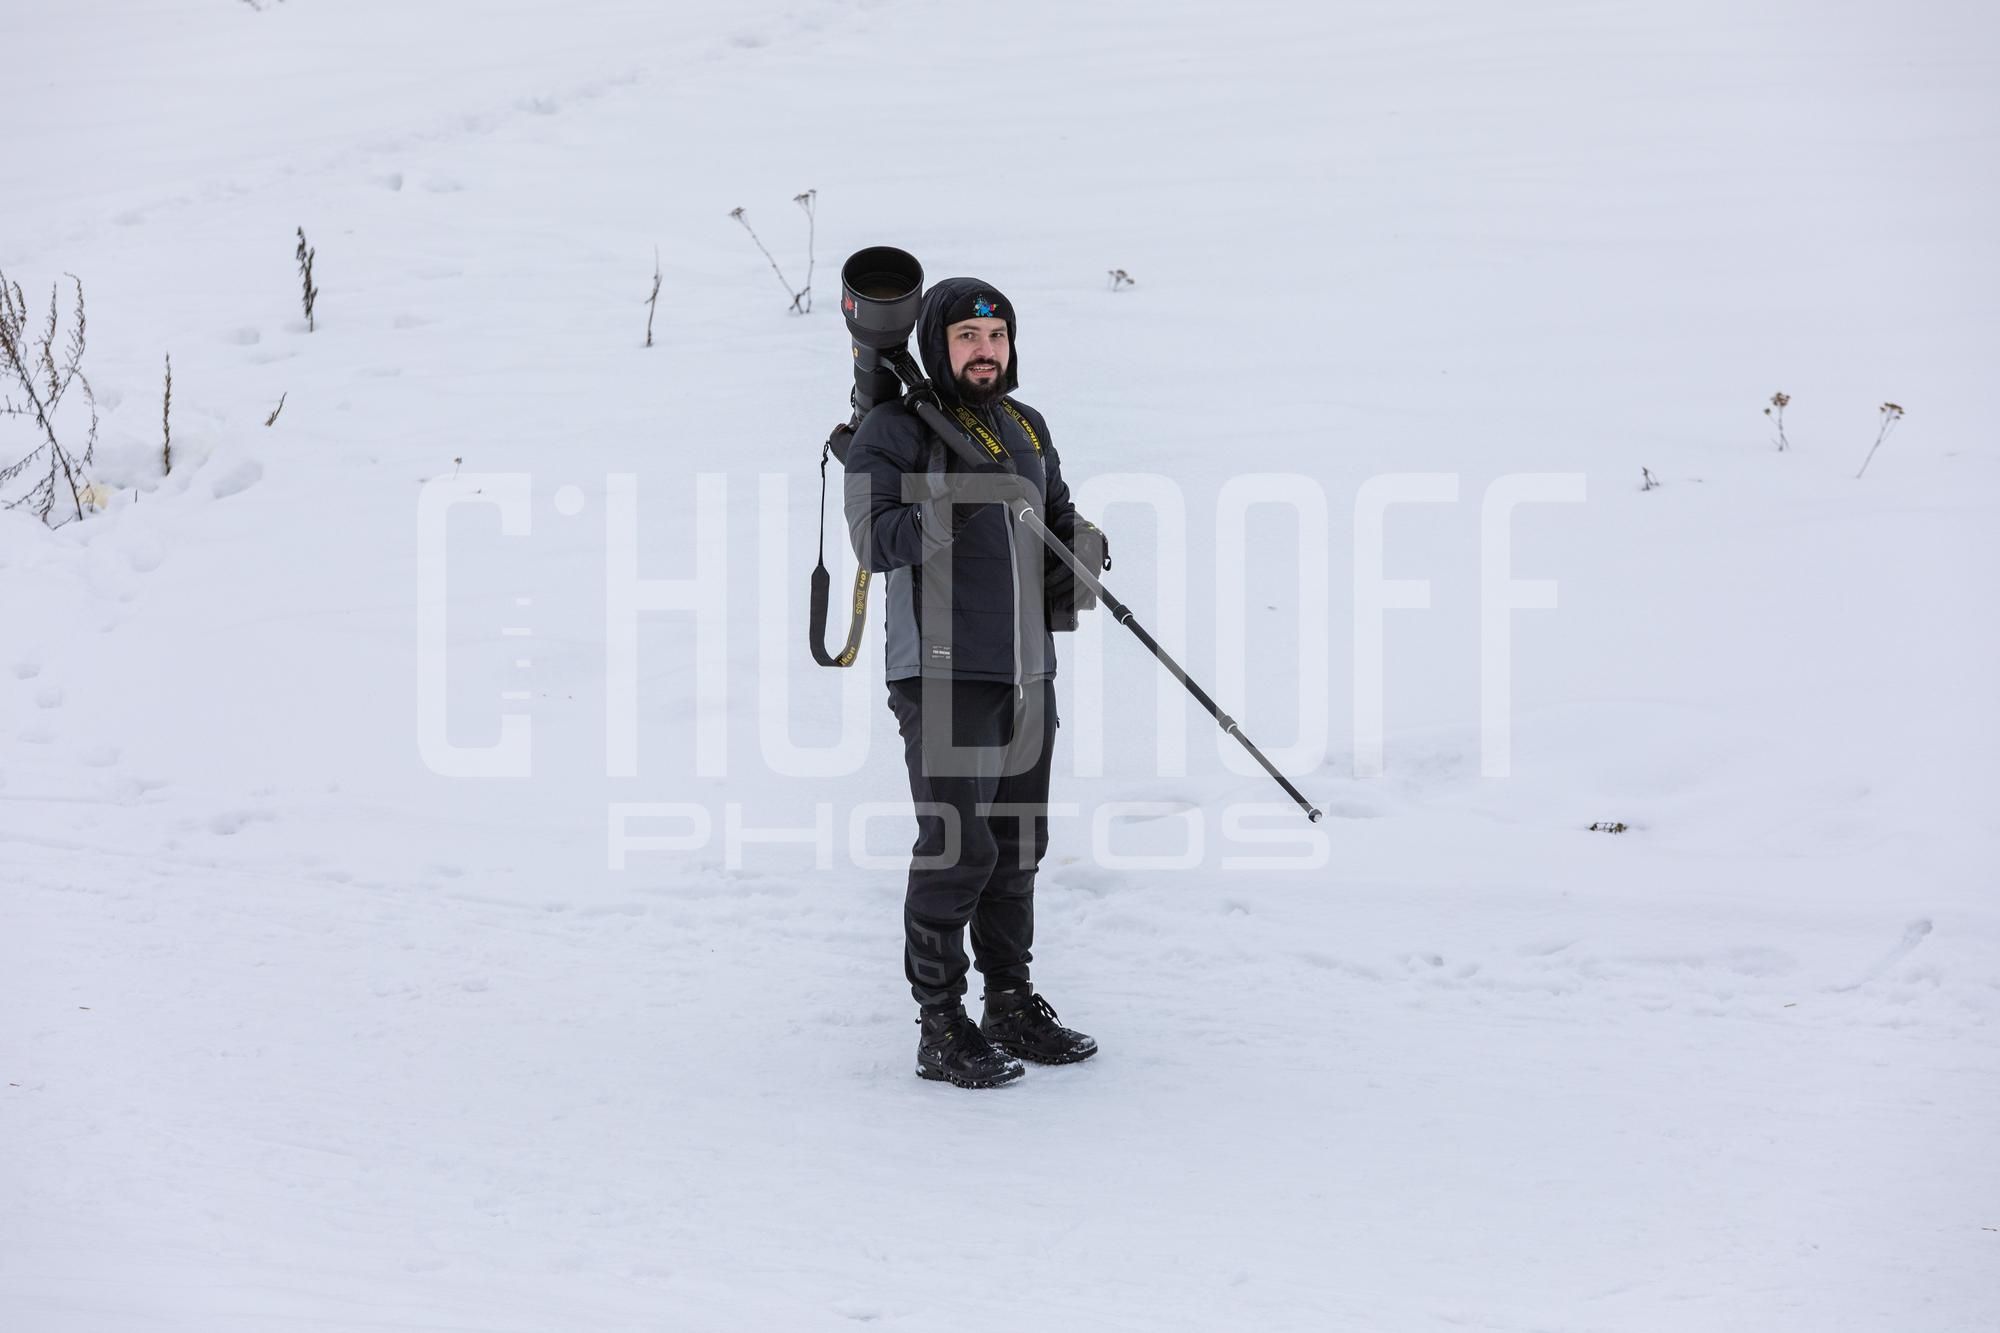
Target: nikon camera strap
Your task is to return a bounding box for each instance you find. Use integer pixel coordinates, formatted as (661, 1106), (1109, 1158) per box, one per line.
(809, 424), (870, 668)
(950, 401), (1041, 460)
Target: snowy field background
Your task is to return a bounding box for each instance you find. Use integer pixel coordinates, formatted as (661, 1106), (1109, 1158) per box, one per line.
(3, 0), (1996, 1329)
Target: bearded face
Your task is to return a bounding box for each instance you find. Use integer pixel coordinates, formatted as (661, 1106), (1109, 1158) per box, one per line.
(945, 317), (1010, 406)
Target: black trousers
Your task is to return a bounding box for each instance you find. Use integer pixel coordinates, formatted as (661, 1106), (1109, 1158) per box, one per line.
(886, 677), (1058, 1011)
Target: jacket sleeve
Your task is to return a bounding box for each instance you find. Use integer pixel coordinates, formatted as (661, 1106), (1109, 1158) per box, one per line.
(1035, 410), (1080, 543)
(842, 406), (947, 573)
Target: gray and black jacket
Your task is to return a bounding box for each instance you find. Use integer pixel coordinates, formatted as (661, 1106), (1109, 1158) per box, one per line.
(842, 279), (1080, 685)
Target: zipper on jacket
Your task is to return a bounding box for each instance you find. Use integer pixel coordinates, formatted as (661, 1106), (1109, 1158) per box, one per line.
(994, 403), (1028, 699)
(1004, 516), (1024, 699)
(974, 401), (1032, 700)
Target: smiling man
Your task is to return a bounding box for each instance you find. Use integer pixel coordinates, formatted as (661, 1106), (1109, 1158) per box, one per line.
(842, 277), (1100, 1089)
(946, 297), (1010, 404)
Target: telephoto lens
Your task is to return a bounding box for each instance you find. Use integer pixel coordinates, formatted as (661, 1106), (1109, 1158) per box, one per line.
(840, 247), (923, 350)
(842, 247), (924, 420)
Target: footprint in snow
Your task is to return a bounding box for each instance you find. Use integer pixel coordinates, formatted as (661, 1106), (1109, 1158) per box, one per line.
(210, 459), (263, 500)
(1722, 947), (1796, 978)
(1518, 938), (1577, 957)
(207, 809), (277, 836)
(1299, 951), (1380, 981)
(1832, 919), (1933, 993)
(124, 534), (166, 573)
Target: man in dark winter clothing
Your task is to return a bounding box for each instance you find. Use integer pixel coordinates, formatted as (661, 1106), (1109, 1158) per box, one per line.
(843, 277), (1099, 1089)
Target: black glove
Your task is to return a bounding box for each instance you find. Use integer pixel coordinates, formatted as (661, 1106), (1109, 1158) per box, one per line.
(1046, 522), (1107, 622)
(1044, 545), (1075, 608)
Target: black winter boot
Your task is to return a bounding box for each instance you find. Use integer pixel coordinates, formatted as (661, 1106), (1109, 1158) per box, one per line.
(981, 989), (1098, 1065)
(916, 1007), (1026, 1089)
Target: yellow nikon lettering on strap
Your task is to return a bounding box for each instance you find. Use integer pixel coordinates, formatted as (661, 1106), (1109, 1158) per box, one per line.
(949, 402), (1041, 461)
(1003, 403), (1041, 452)
(834, 568), (870, 667)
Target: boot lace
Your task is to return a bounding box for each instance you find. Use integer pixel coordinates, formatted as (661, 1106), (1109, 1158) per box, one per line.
(956, 1017), (1007, 1064)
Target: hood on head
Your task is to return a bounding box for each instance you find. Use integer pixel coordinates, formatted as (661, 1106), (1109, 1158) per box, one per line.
(917, 276), (1018, 404)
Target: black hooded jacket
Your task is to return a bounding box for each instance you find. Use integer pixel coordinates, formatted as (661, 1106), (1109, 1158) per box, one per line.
(843, 277), (1081, 685)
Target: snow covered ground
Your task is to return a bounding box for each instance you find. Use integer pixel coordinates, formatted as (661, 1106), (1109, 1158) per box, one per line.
(4, 0), (1997, 1329)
